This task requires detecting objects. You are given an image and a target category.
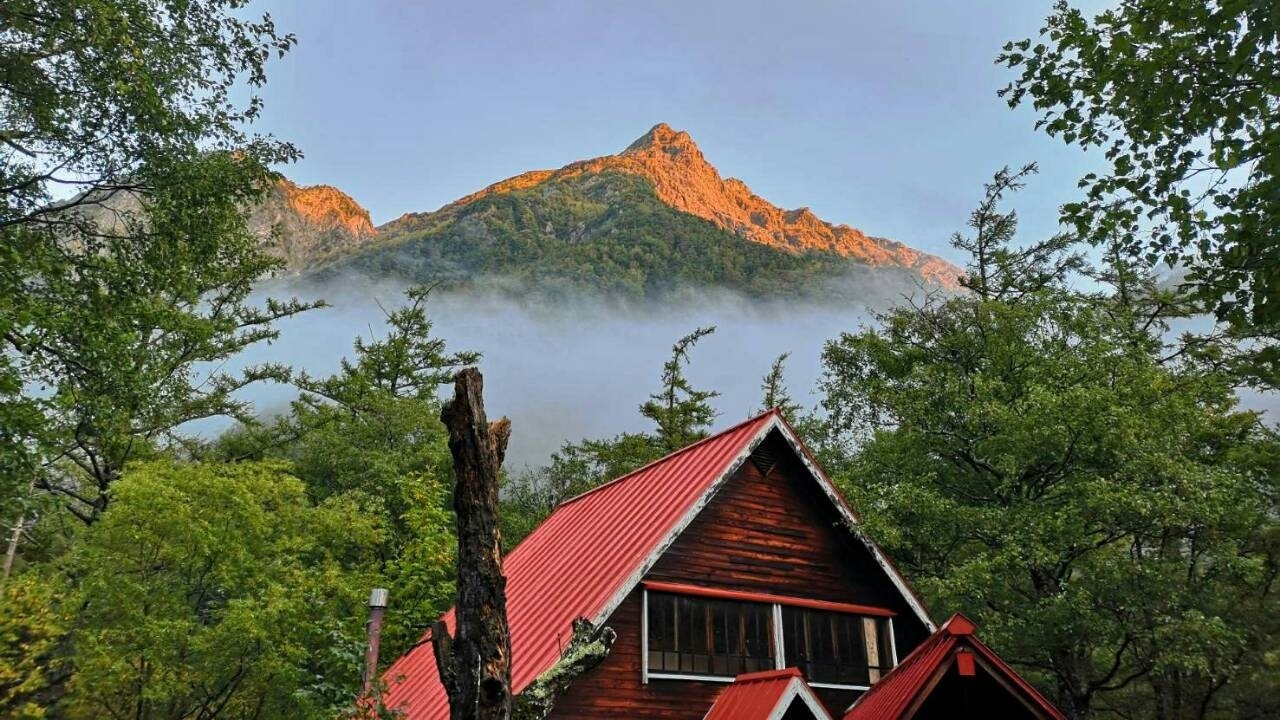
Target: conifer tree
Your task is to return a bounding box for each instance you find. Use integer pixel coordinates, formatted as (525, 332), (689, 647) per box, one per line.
(758, 352), (801, 420)
(640, 326), (719, 452)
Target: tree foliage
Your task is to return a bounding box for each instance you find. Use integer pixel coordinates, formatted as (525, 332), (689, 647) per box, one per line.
(818, 172), (1280, 720)
(0, 0), (294, 227)
(62, 460), (382, 720)
(1, 0), (305, 524)
(212, 286), (474, 660)
(757, 352), (802, 420)
(999, 0), (1280, 332)
(953, 163), (1081, 301)
(0, 572), (67, 718)
(0, 4), (463, 718)
(640, 326), (719, 452)
(8, 152), (318, 525)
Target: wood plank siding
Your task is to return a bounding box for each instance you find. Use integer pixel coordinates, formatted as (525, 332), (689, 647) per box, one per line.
(548, 430), (931, 719)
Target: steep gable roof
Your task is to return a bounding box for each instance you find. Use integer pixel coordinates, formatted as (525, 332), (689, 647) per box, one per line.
(843, 614), (1065, 720)
(703, 668), (832, 720)
(382, 410), (933, 718)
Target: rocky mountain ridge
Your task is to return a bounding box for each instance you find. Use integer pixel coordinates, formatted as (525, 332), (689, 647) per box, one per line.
(251, 178), (378, 269)
(379, 123), (960, 288)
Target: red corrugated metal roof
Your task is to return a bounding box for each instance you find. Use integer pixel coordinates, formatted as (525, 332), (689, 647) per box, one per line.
(381, 411), (780, 718)
(842, 614), (1065, 720)
(703, 668), (832, 720)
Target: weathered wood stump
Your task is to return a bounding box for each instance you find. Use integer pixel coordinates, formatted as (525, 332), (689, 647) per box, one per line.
(433, 368), (513, 720)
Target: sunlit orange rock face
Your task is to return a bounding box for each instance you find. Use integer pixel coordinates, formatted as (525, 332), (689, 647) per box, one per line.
(429, 123), (961, 288)
(279, 181), (377, 237)
(252, 178), (379, 269)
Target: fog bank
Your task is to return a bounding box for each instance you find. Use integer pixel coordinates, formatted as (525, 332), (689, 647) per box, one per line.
(223, 274), (887, 469)
(209, 272), (1277, 471)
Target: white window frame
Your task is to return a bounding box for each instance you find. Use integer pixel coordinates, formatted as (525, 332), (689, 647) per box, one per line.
(640, 588), (899, 691)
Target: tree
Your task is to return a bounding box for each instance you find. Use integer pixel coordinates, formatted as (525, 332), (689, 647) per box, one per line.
(640, 326), (719, 452)
(1, 0), (303, 525)
(211, 285), (476, 659)
(62, 459), (383, 720)
(502, 327), (722, 545)
(952, 163), (1081, 302)
(0, 0), (294, 230)
(0, 572), (68, 718)
(287, 286), (478, 518)
(294, 286), (481, 409)
(817, 176), (1279, 720)
(5, 151), (317, 525)
(757, 352), (802, 420)
(998, 0), (1280, 332)
(824, 291), (1277, 720)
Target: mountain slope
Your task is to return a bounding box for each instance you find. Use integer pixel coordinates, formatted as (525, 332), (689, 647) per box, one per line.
(71, 176), (379, 271)
(252, 178), (379, 269)
(317, 124), (962, 300)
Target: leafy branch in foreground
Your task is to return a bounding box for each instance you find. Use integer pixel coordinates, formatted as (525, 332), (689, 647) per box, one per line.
(8, 151), (321, 524)
(999, 0), (1280, 333)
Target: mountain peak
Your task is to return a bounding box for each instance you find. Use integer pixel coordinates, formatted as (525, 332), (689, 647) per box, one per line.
(386, 124), (961, 289)
(624, 122), (699, 155)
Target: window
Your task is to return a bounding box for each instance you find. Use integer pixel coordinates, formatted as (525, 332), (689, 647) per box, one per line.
(643, 586), (899, 689)
(782, 607), (893, 686)
(646, 592), (775, 677)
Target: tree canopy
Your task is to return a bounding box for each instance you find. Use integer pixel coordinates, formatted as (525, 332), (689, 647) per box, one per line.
(63, 459), (382, 720)
(1000, 0), (1280, 333)
(1, 0), (307, 525)
(818, 170), (1280, 720)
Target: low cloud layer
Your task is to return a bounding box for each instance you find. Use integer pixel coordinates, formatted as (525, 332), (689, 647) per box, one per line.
(219, 273), (890, 469)
(208, 271), (1277, 471)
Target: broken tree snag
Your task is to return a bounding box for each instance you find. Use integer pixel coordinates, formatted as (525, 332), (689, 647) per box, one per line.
(512, 618), (616, 720)
(435, 368), (514, 720)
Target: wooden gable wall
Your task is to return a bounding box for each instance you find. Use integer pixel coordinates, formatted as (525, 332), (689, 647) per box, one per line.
(547, 430), (931, 719)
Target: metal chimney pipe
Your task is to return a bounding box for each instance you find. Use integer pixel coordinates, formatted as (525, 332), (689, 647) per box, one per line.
(362, 588), (390, 695)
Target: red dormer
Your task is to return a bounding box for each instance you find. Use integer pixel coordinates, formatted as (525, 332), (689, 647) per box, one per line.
(381, 410), (1060, 719)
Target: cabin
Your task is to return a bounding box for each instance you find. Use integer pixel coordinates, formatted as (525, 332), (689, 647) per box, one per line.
(382, 410), (1064, 719)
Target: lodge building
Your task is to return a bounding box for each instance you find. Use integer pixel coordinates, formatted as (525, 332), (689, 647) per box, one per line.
(383, 410), (1064, 719)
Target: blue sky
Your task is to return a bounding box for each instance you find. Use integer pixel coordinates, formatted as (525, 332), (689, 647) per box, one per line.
(253, 0), (1110, 265)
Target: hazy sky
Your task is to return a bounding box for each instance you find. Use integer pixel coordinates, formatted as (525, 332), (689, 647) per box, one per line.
(253, 0), (1111, 265)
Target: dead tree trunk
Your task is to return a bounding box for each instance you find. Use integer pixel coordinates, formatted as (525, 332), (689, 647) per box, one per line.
(433, 368), (514, 720)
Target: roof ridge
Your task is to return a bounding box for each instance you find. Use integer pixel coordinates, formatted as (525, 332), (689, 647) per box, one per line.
(733, 667), (803, 683)
(555, 409), (780, 508)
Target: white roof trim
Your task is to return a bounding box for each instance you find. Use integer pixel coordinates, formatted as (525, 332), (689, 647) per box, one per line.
(771, 676), (834, 720)
(769, 417), (937, 632)
(589, 413), (936, 636)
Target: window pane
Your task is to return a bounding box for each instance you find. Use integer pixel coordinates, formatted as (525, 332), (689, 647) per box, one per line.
(646, 592), (774, 677)
(781, 607), (892, 686)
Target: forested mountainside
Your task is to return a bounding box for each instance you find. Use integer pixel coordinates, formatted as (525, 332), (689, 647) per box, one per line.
(306, 124), (961, 301)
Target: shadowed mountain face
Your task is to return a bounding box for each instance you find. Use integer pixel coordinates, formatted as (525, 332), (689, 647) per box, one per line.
(68, 176), (380, 272)
(349, 124), (961, 298)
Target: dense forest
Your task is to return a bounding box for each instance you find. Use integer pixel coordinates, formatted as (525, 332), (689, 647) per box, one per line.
(1, 1), (1277, 720)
